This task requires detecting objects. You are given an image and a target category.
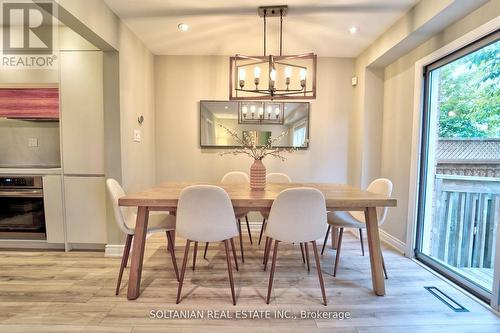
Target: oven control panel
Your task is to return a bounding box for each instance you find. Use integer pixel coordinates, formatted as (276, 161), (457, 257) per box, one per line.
(0, 176), (42, 189)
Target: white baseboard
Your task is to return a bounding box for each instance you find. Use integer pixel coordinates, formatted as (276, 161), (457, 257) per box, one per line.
(379, 229), (407, 255)
(105, 244), (124, 257)
(346, 228), (407, 255)
(0, 240), (64, 250)
(105, 234), (154, 257)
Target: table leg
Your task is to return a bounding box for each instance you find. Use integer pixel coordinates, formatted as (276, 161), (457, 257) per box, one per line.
(331, 226), (339, 249)
(364, 207), (385, 296)
(127, 206), (149, 300)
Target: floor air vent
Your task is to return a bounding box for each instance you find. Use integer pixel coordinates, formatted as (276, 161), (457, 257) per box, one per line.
(424, 286), (469, 312)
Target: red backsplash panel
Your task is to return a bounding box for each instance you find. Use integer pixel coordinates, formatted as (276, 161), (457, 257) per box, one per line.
(0, 88), (59, 119)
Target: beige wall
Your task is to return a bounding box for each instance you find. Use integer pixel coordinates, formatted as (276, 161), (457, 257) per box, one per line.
(380, 0), (500, 242)
(155, 56), (354, 185)
(118, 24), (156, 193)
(55, 0), (120, 50)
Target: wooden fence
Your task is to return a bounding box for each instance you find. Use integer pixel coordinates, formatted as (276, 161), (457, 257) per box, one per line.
(430, 175), (500, 269)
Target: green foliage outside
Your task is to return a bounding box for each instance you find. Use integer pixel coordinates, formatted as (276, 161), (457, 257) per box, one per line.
(437, 40), (499, 138)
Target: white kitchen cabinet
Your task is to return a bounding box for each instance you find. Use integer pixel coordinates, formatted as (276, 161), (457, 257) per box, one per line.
(64, 176), (107, 244)
(42, 175), (65, 244)
(60, 51), (104, 175)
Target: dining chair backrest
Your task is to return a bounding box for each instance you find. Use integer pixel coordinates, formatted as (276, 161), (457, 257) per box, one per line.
(266, 173), (292, 183)
(350, 178), (393, 225)
(106, 178), (135, 235)
(176, 185), (239, 242)
(266, 187), (327, 243)
(221, 171), (249, 184)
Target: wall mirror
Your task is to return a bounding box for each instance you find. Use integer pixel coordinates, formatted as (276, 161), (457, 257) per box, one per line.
(200, 101), (309, 149)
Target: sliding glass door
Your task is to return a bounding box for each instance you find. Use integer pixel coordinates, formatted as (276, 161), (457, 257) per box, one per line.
(416, 31), (499, 303)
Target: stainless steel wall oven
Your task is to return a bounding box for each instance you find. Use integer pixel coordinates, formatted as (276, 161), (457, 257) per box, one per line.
(0, 176), (46, 240)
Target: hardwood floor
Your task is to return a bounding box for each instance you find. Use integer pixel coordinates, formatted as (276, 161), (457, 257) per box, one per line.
(0, 231), (498, 332)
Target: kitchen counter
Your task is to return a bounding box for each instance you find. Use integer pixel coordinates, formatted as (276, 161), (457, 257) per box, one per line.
(0, 168), (62, 175)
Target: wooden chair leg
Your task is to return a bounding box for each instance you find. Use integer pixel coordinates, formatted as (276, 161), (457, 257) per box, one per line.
(116, 234), (133, 295)
(176, 240), (191, 304)
(203, 242), (209, 259)
(359, 228), (365, 256)
(258, 218), (266, 245)
(223, 239), (236, 305)
(238, 219), (245, 263)
(312, 240), (327, 306)
(321, 225), (331, 255)
(266, 240), (280, 304)
(263, 236), (269, 264)
(304, 242), (310, 272)
(264, 237), (272, 271)
(192, 241), (198, 271)
(382, 251), (388, 279)
(245, 216), (253, 245)
(230, 238), (239, 271)
(166, 231), (179, 282)
(333, 228), (344, 277)
(300, 243), (305, 263)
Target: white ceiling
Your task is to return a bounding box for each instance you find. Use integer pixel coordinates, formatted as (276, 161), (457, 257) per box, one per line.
(104, 0), (419, 57)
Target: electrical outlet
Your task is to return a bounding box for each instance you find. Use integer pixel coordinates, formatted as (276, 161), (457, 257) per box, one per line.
(28, 138), (38, 147)
(133, 129), (142, 142)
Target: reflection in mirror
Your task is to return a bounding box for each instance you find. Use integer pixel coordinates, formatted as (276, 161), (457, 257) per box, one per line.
(200, 101), (309, 148)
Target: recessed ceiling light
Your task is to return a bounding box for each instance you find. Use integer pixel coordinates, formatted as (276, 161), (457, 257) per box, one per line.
(178, 23), (190, 32)
(349, 26), (359, 34)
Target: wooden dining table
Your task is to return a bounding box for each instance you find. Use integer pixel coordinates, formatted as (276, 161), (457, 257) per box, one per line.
(118, 182), (397, 300)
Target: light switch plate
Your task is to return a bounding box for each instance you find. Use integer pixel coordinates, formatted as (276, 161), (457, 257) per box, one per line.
(133, 129), (142, 142)
(28, 138), (38, 147)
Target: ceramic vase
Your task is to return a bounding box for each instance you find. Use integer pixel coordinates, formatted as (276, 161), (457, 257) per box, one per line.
(250, 158), (266, 191)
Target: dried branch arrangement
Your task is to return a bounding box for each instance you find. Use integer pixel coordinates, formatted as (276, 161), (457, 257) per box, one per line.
(217, 124), (301, 161)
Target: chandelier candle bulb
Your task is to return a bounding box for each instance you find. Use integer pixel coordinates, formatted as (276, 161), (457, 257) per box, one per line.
(269, 69), (276, 89)
(254, 67), (261, 88)
(300, 68), (307, 80)
(250, 105), (256, 118)
(258, 107), (264, 119)
(253, 67), (261, 78)
(300, 68), (307, 89)
(238, 68), (246, 88)
(275, 107), (280, 118)
(242, 106), (248, 118)
(285, 66), (292, 88)
(270, 69), (277, 81)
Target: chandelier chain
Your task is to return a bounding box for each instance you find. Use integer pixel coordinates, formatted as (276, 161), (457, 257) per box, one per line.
(263, 10), (267, 56)
(280, 9), (283, 56)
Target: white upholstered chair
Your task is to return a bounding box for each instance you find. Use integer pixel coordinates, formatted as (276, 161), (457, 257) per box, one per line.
(176, 185), (240, 305)
(322, 178), (393, 278)
(258, 173), (292, 246)
(263, 188), (327, 305)
(106, 179), (179, 295)
(203, 171), (252, 263)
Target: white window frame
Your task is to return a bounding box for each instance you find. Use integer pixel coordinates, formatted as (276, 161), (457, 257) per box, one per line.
(406, 17), (500, 310)
(292, 120), (307, 147)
